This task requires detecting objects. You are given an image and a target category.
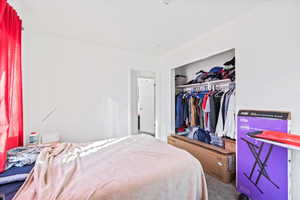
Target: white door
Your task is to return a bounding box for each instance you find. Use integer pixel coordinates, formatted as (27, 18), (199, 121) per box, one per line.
(138, 78), (155, 135)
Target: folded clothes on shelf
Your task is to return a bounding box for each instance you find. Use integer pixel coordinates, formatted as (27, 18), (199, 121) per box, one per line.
(183, 58), (235, 85)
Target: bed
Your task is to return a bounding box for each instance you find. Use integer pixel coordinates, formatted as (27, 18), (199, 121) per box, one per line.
(9, 135), (207, 200)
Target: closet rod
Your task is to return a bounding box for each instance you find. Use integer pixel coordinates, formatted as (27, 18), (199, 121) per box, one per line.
(176, 79), (233, 89)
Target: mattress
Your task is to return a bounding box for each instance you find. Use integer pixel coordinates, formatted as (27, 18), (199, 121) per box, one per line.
(14, 135), (207, 200)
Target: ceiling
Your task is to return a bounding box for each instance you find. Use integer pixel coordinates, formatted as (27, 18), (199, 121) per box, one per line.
(13, 0), (266, 55)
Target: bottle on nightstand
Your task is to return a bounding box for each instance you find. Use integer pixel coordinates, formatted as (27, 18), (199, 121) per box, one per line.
(28, 132), (40, 145)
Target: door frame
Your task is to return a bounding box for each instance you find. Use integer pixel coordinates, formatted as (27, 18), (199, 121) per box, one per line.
(129, 69), (157, 137)
(137, 77), (156, 135)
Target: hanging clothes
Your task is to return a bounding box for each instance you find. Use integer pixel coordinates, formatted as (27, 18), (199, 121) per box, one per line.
(190, 96), (199, 127)
(221, 89), (233, 129)
(175, 93), (185, 128)
(215, 92), (226, 137)
(183, 96), (189, 127)
(209, 91), (223, 134)
(175, 85), (236, 145)
(223, 91), (236, 139)
(215, 88), (236, 139)
(196, 98), (204, 129)
(203, 93), (210, 131)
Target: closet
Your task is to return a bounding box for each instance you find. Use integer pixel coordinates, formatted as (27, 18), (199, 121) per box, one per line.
(169, 49), (236, 183)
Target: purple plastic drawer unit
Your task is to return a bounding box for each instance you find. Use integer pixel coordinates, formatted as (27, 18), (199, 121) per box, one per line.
(237, 110), (291, 200)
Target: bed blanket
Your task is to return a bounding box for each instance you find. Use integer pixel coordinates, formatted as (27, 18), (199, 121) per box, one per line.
(13, 135), (207, 200)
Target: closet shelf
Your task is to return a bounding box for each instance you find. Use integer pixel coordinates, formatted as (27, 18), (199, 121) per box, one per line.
(176, 79), (233, 89)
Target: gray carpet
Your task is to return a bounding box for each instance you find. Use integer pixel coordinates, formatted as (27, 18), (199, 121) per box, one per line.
(206, 175), (238, 200)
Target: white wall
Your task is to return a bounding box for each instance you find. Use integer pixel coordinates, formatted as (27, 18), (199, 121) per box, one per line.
(160, 0), (300, 199)
(23, 31), (159, 143)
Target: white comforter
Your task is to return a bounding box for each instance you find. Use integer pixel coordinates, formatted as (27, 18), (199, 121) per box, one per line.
(14, 135), (207, 200)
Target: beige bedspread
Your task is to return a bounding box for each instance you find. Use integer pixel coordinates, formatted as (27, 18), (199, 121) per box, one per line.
(13, 135), (207, 200)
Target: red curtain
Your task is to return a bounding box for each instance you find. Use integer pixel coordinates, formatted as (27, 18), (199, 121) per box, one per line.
(0, 0), (23, 172)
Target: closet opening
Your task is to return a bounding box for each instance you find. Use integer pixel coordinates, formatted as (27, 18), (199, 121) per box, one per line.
(169, 48), (237, 196)
(129, 70), (157, 137)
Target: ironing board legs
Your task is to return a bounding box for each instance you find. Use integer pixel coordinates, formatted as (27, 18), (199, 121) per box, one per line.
(241, 138), (280, 194)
